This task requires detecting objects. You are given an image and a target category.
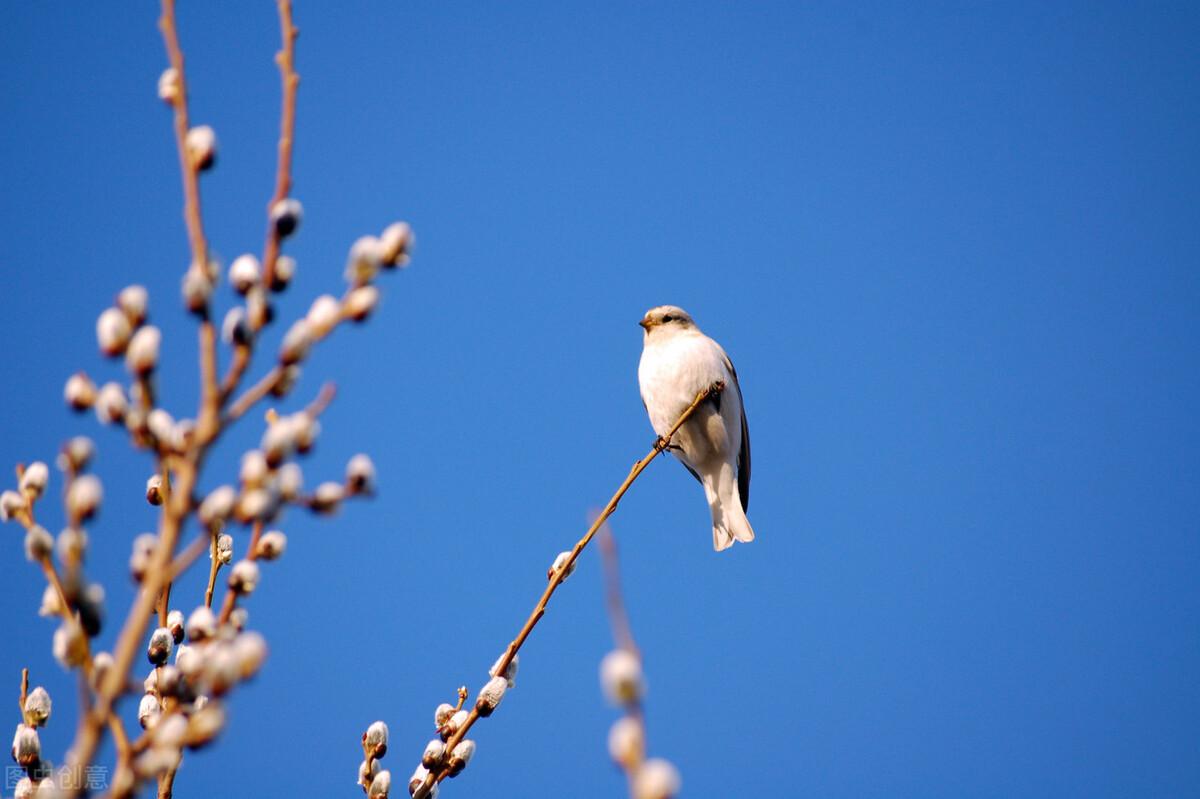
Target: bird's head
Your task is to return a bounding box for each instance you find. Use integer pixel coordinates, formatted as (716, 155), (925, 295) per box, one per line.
(639, 305), (697, 335)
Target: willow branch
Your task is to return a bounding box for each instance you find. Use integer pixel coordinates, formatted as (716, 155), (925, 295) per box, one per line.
(413, 381), (723, 798)
(599, 523), (646, 794)
(260, 0), (299, 292)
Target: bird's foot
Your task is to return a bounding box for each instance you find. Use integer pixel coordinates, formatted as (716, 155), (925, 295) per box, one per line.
(708, 379), (726, 396)
(653, 435), (672, 453)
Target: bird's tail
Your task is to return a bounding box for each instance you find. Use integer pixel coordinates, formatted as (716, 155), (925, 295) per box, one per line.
(703, 462), (755, 552)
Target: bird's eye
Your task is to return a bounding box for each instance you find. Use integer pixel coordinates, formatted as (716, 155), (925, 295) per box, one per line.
(662, 314), (674, 323)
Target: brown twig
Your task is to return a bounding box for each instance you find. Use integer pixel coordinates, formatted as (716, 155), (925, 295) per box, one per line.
(598, 523), (646, 794)
(413, 382), (723, 798)
(260, 0), (299, 293)
(224, 366), (284, 424)
(203, 529), (221, 608)
(217, 520), (264, 624)
(18, 668), (29, 721)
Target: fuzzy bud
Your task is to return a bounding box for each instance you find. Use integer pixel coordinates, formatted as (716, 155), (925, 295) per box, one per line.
(0, 490), (26, 523)
(270, 254), (296, 291)
(137, 694), (161, 730)
(58, 436), (94, 473)
(146, 409), (175, 447)
(434, 703), (455, 728)
(364, 720), (388, 758)
(441, 710), (469, 741)
(13, 777), (33, 799)
(368, 770), (392, 799)
(228, 255), (261, 295)
(186, 125), (217, 170)
(345, 236), (383, 286)
(167, 610), (185, 644)
(53, 622), (88, 668)
(311, 481), (343, 514)
(306, 294), (341, 338)
(270, 198), (303, 238)
(186, 701), (225, 748)
(235, 487), (278, 523)
(145, 474), (164, 506)
(379, 222), (413, 267)
(129, 533), (157, 582)
(255, 530), (287, 560)
(239, 450), (269, 488)
(64, 372), (97, 410)
(233, 631), (267, 679)
(66, 474), (103, 520)
(186, 606), (217, 643)
(409, 765), (432, 797)
(23, 687), (52, 727)
(633, 758), (681, 799)
(118, 284), (149, 325)
(344, 285), (380, 322)
(345, 453), (376, 495)
(148, 626), (173, 666)
(24, 525), (53, 562)
(12, 724), (40, 767)
(19, 462), (49, 499)
(276, 462), (303, 501)
(279, 320), (314, 365)
(154, 713), (188, 750)
(474, 676), (507, 718)
(39, 585), (63, 618)
(198, 485), (236, 528)
(421, 739), (446, 770)
(600, 649), (644, 706)
(228, 560), (260, 594)
(56, 527), (88, 566)
(215, 533), (233, 565)
(489, 652), (519, 688)
(228, 607), (249, 632)
(221, 307), (251, 347)
(447, 740), (475, 777)
(182, 267), (214, 313)
(97, 307), (133, 356)
(607, 717), (644, 767)
(549, 551), (576, 581)
(157, 68), (180, 103)
(125, 326), (162, 375)
(358, 758), (380, 789)
(94, 382), (129, 425)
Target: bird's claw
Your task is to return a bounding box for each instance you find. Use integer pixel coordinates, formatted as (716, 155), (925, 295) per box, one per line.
(709, 380), (726, 395)
(654, 435), (671, 453)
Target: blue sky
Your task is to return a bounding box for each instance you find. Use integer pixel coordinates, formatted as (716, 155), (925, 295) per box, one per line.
(2, 2), (1198, 797)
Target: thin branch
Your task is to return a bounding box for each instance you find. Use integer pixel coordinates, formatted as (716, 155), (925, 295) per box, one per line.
(599, 523), (646, 795)
(260, 0), (299, 293)
(18, 667), (29, 721)
(413, 381), (723, 798)
(203, 530), (221, 608)
(216, 520), (263, 624)
(224, 366), (284, 424)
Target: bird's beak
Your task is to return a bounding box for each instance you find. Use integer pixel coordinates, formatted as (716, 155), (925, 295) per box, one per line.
(638, 319), (652, 331)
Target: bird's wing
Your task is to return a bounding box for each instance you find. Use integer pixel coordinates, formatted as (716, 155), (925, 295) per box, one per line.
(721, 351), (751, 512)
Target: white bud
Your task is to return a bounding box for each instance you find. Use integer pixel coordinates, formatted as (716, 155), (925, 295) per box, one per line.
(345, 453), (376, 494)
(117, 284), (149, 325)
(205, 642), (240, 695)
(364, 720), (389, 757)
(311, 481), (343, 514)
(408, 766), (439, 799)
(344, 285), (380, 322)
(137, 693), (162, 729)
(186, 124), (217, 170)
(600, 649), (644, 706)
(14, 777), (34, 799)
(293, 413), (320, 452)
(64, 372), (97, 410)
(549, 551), (576, 581)
(233, 631), (267, 679)
(447, 739), (475, 776)
(66, 474), (103, 520)
(154, 713), (188, 749)
(129, 533), (157, 582)
(307, 294), (341, 338)
(228, 560), (260, 594)
(270, 198), (303, 238)
(174, 644), (202, 680)
(58, 436), (94, 472)
(38, 585), (63, 618)
(126, 326), (162, 375)
(271, 254), (296, 291)
(238, 450), (269, 488)
(379, 221), (413, 267)
(607, 717), (644, 766)
(276, 462), (303, 500)
(345, 235), (383, 286)
(255, 530), (287, 560)
(434, 703), (455, 727)
(24, 524), (53, 562)
(146, 409), (175, 446)
(56, 527), (88, 565)
(97, 307), (133, 356)
(358, 758), (380, 789)
(186, 701), (225, 747)
(24, 686), (52, 726)
(20, 461), (49, 498)
(94, 382), (128, 424)
(198, 485), (236, 528)
(421, 738), (447, 770)
(261, 420), (296, 467)
(145, 474), (164, 506)
(474, 675), (506, 717)
(186, 606), (216, 642)
(157, 68), (181, 103)
(489, 652), (519, 688)
(0, 490), (26, 522)
(12, 723), (40, 767)
(53, 622), (88, 668)
(445, 710), (469, 739)
(368, 769), (391, 799)
(148, 627), (173, 666)
(215, 533), (233, 565)
(228, 255), (261, 295)
(182, 268), (214, 313)
(166, 609), (186, 644)
(221, 306), (251, 347)
(280, 319), (314, 365)
(633, 758), (681, 799)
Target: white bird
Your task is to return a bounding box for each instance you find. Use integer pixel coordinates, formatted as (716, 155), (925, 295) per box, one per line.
(638, 305), (754, 551)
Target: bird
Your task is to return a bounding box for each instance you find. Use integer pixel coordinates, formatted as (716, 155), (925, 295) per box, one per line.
(637, 305), (754, 551)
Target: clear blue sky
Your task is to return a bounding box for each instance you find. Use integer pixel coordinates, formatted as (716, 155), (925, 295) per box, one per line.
(2, 2), (1198, 797)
